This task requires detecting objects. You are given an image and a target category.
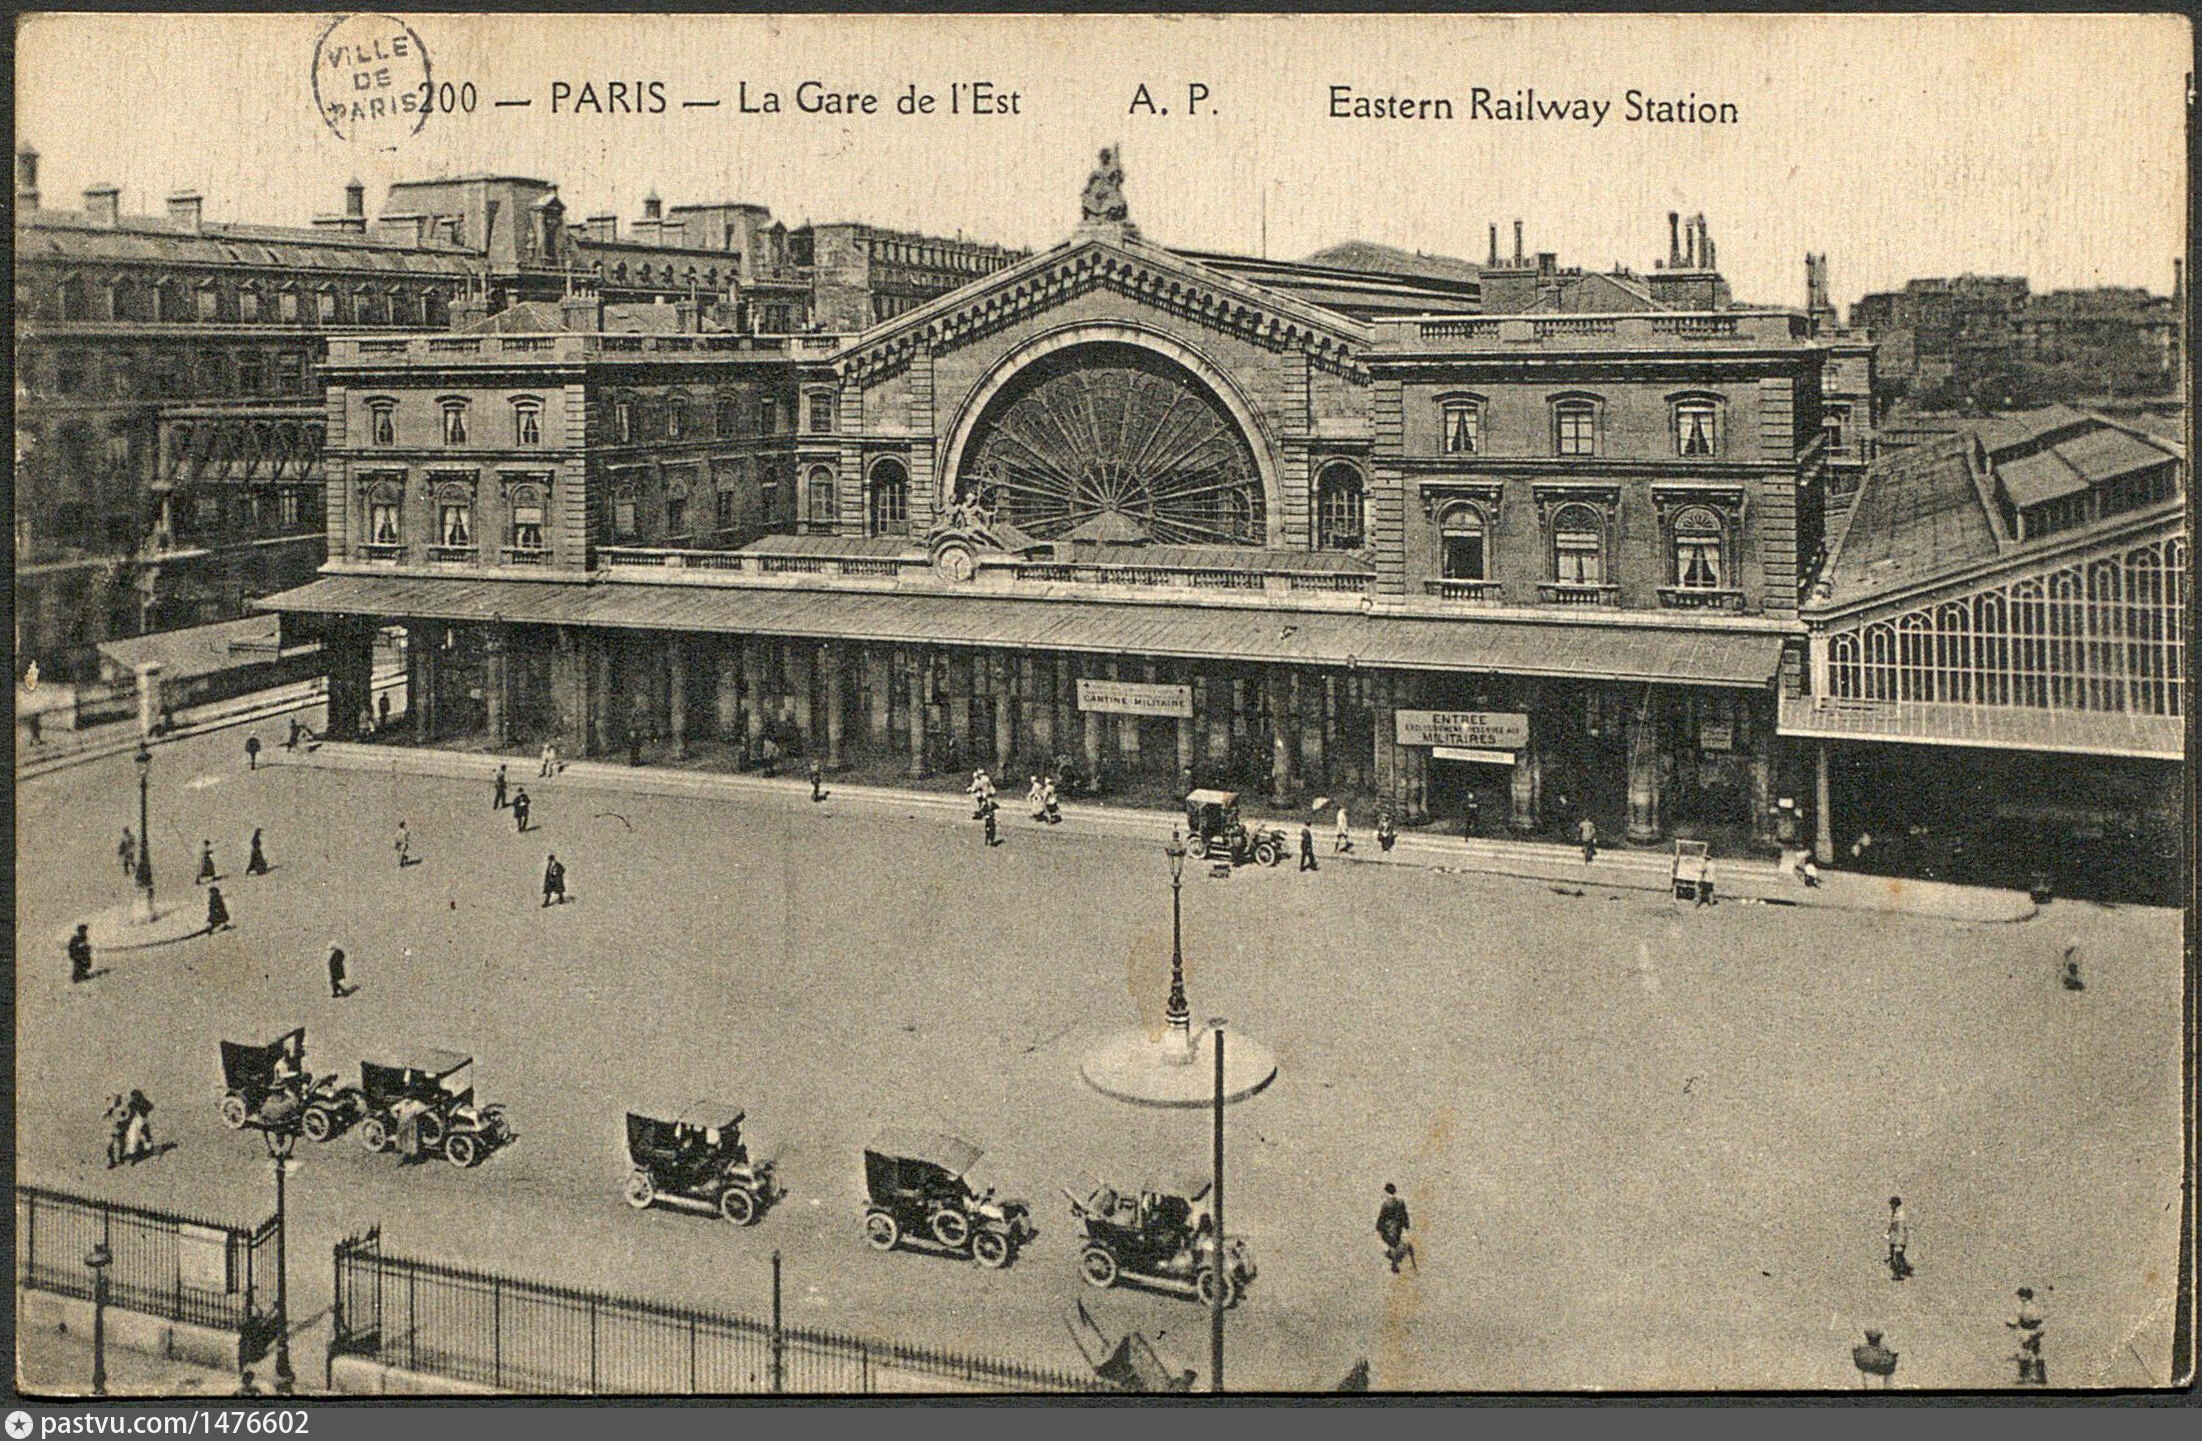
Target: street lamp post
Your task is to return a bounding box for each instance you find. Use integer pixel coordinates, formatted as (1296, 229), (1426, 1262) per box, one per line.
(132, 741), (156, 921)
(85, 1241), (112, 1396)
(1164, 831), (1191, 1062)
(1209, 1018), (1226, 1395)
(263, 1129), (297, 1393)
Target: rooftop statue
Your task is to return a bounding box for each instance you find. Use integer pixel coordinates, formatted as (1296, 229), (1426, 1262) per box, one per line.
(1081, 146), (1130, 226)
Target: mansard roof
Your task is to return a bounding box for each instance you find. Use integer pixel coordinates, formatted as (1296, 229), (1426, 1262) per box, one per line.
(837, 231), (1374, 383)
(18, 209), (479, 277)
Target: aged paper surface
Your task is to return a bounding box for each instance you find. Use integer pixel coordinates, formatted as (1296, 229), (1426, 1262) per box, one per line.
(12, 11), (2191, 1400)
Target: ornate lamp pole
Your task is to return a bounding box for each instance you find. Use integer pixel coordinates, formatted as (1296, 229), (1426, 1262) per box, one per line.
(131, 741), (156, 921)
(85, 1241), (113, 1396)
(262, 1129), (297, 1393)
(1163, 830), (1192, 1063)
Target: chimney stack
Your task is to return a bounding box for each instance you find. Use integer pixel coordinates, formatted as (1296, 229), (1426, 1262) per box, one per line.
(83, 183), (120, 227)
(1512, 220), (1524, 268)
(1536, 251), (1557, 277)
(345, 178), (365, 218)
(15, 146), (39, 211)
(1668, 211), (1681, 268)
(166, 190), (204, 231)
(1488, 223), (1498, 268)
(643, 191), (663, 221)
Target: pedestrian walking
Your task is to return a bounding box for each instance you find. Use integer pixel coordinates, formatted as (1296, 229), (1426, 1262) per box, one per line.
(1377, 809), (1397, 853)
(983, 798), (1001, 847)
(197, 839), (217, 885)
(1577, 817), (1599, 866)
(325, 943), (350, 998)
(512, 788), (532, 833)
(1299, 822), (1318, 872)
(969, 768), (989, 818)
(809, 759), (825, 802)
(244, 733), (261, 770)
(539, 741), (556, 777)
(27, 711), (42, 745)
(1376, 1184), (1416, 1273)
(118, 827), (136, 877)
(285, 718), (303, 751)
(1851, 1329), (1899, 1390)
(760, 735), (781, 777)
(377, 691), (392, 732)
(1335, 806), (1354, 855)
(124, 1090), (155, 1162)
(493, 765), (508, 810)
(1796, 854), (1821, 888)
(2007, 1287), (2047, 1384)
(2060, 940), (2085, 992)
(205, 884), (231, 932)
(1885, 1197), (1913, 1281)
(1043, 777), (1061, 824)
(542, 853), (567, 906)
(104, 1095), (131, 1168)
(1694, 857), (1717, 908)
(1462, 791), (1481, 841)
(393, 821), (412, 868)
(68, 923), (94, 984)
(245, 828), (270, 876)
(1027, 775), (1046, 821)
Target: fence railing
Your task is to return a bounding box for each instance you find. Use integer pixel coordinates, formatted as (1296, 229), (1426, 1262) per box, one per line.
(331, 1231), (1106, 1395)
(16, 1185), (280, 1343)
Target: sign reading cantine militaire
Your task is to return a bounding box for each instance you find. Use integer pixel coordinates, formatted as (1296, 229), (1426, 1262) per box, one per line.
(1075, 678), (1194, 718)
(1396, 709), (1532, 750)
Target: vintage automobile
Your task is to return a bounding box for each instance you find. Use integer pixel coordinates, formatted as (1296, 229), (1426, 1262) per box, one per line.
(342, 1049), (513, 1168)
(623, 1103), (780, 1225)
(1066, 1179), (1257, 1307)
(218, 1028), (357, 1140)
(1182, 790), (1284, 867)
(861, 1129), (1035, 1268)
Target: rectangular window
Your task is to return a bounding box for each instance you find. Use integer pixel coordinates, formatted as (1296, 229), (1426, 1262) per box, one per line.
(279, 490), (303, 527)
(279, 290), (300, 323)
(1442, 403), (1480, 455)
(1674, 402), (1718, 457)
(441, 405), (468, 446)
(1823, 403), (1851, 451)
(369, 406), (396, 447)
(1555, 531), (1603, 584)
(667, 493), (688, 535)
(808, 393), (836, 434)
(194, 494), (223, 529)
(1675, 536), (1722, 587)
(716, 489), (736, 530)
(1555, 406), (1597, 457)
(195, 288), (219, 321)
(316, 291), (336, 323)
(514, 405), (541, 446)
(615, 401), (633, 444)
(511, 503), (545, 551)
(236, 352), (264, 395)
(1442, 533), (1485, 581)
(613, 495), (637, 538)
(758, 396), (778, 434)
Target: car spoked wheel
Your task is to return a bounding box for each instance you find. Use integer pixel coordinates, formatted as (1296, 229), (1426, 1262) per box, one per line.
(624, 1171), (656, 1210)
(864, 1211), (901, 1251)
(444, 1131), (479, 1168)
(719, 1187), (757, 1226)
(931, 1209), (971, 1249)
(357, 1115), (390, 1153)
(300, 1107), (334, 1143)
(415, 1111), (446, 1149)
(972, 1230), (1011, 1269)
(1187, 835), (1208, 859)
(219, 1095), (248, 1130)
(1195, 1267), (1238, 1308)
(1080, 1246), (1119, 1288)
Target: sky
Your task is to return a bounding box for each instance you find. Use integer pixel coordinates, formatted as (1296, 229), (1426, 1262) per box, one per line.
(15, 12), (2191, 310)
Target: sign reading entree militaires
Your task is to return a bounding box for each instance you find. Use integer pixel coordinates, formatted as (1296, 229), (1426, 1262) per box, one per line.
(1075, 679), (1194, 718)
(1396, 710), (1532, 750)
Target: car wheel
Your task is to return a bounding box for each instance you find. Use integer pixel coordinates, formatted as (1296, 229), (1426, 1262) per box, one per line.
(357, 1116), (389, 1153)
(972, 1230), (1011, 1269)
(719, 1187), (757, 1226)
(301, 1106), (334, 1143)
(932, 1209), (971, 1249)
(1195, 1266), (1235, 1307)
(444, 1132), (479, 1168)
(624, 1171), (656, 1210)
(1080, 1246), (1119, 1288)
(1187, 835), (1208, 859)
(1262, 840), (1283, 867)
(415, 1111), (446, 1148)
(219, 1094), (249, 1130)
(864, 1211), (900, 1252)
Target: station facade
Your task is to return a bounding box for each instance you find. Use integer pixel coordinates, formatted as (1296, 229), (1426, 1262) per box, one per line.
(264, 186), (1877, 854)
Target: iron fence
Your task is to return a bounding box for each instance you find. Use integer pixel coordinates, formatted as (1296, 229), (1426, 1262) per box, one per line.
(331, 1230), (1105, 1395)
(15, 1185), (280, 1344)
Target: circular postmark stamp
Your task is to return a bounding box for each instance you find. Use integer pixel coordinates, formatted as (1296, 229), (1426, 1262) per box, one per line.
(313, 12), (432, 145)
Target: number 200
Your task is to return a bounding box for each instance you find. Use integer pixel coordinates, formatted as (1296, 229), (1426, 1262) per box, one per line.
(417, 81), (478, 114)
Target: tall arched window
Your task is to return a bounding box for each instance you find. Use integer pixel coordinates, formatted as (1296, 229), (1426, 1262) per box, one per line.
(1439, 504), (1486, 580)
(511, 398), (542, 447)
(507, 484), (547, 555)
(1669, 505), (1727, 590)
(666, 477), (691, 538)
(715, 395), (738, 438)
(614, 397), (634, 444)
(1315, 462), (1365, 550)
(868, 459), (910, 537)
(806, 465), (838, 527)
(435, 484), (475, 553)
(1550, 503), (1605, 585)
(365, 481), (404, 550)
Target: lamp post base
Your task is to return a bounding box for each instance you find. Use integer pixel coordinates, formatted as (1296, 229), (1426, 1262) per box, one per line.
(1080, 1028), (1277, 1108)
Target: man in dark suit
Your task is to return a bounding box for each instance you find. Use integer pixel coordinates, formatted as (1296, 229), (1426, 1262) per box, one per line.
(1376, 1184), (1415, 1273)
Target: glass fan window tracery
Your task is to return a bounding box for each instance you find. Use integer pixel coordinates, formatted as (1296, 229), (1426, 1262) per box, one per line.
(960, 345), (1265, 546)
